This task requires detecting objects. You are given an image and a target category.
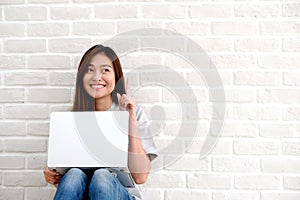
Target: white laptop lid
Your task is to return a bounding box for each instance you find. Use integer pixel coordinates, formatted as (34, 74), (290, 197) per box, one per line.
(47, 111), (129, 168)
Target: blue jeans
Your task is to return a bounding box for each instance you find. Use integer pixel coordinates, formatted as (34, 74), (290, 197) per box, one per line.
(54, 168), (135, 200)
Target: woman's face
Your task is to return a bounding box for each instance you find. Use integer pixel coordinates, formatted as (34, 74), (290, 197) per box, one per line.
(83, 53), (115, 101)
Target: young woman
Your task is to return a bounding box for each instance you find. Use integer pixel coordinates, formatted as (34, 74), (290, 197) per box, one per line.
(44, 45), (157, 200)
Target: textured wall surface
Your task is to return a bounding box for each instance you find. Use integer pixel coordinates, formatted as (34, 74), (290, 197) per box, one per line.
(0, 0), (300, 199)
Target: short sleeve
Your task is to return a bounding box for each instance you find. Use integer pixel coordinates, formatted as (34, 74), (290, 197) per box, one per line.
(135, 106), (158, 162)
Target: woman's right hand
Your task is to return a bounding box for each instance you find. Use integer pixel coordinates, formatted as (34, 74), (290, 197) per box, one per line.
(43, 166), (62, 188)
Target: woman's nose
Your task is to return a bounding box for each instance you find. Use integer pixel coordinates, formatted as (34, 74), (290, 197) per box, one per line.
(92, 70), (102, 81)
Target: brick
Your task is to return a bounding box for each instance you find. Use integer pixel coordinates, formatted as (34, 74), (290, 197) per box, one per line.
(189, 4), (232, 18)
(217, 88), (256, 103)
(0, 188), (24, 200)
(94, 5), (137, 19)
(258, 55), (300, 69)
(261, 193), (300, 200)
(165, 156), (208, 171)
(27, 122), (49, 136)
(235, 175), (280, 190)
(259, 123), (300, 138)
(283, 4), (300, 17)
(140, 71), (185, 86)
(284, 176), (300, 190)
(121, 55), (162, 71)
(141, 37), (185, 52)
(212, 22), (258, 35)
(234, 4), (280, 17)
(233, 140), (279, 155)
(261, 106), (282, 120)
(0, 88), (25, 103)
(186, 71), (232, 86)
(0, 23), (25, 36)
(117, 21), (162, 33)
(133, 88), (161, 103)
(28, 0), (68, 2)
(4, 39), (46, 53)
(165, 190), (210, 200)
(4, 172), (46, 186)
(283, 142), (300, 156)
(5, 105), (48, 119)
(0, 156), (25, 169)
(211, 55), (256, 68)
(187, 173), (231, 189)
(165, 22), (210, 35)
(0, 56), (25, 69)
(26, 188), (56, 200)
(27, 88), (71, 103)
(50, 105), (72, 112)
(27, 23), (69, 36)
(212, 121), (258, 137)
(28, 55), (70, 69)
(4, 71), (48, 86)
(261, 158), (300, 173)
(27, 155), (47, 169)
(50, 6), (91, 20)
(212, 157), (259, 172)
(0, 122), (26, 136)
(4, 7), (47, 21)
(4, 139), (47, 153)
(144, 172), (185, 188)
(163, 121), (208, 137)
(283, 106), (300, 120)
(261, 21), (300, 35)
(283, 72), (300, 86)
(258, 89), (300, 104)
(143, 189), (162, 200)
(234, 71), (279, 86)
(73, 22), (114, 36)
(142, 5), (185, 19)
(235, 38), (280, 52)
(0, 0), (24, 4)
(213, 192), (259, 200)
(72, 0), (114, 3)
(49, 38), (91, 53)
(233, 105), (261, 120)
(192, 38), (233, 52)
(187, 139), (232, 155)
(283, 37), (300, 52)
(155, 139), (185, 154)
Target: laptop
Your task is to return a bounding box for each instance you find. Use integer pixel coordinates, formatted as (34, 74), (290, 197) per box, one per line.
(47, 111), (135, 188)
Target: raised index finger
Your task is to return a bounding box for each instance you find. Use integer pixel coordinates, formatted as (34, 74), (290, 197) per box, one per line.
(125, 78), (130, 96)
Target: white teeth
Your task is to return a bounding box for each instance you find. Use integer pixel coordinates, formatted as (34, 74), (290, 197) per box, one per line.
(91, 85), (105, 89)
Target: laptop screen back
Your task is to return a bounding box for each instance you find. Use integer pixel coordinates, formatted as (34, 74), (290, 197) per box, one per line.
(47, 111), (129, 168)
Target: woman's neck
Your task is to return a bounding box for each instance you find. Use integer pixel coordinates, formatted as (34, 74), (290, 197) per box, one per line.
(95, 96), (113, 111)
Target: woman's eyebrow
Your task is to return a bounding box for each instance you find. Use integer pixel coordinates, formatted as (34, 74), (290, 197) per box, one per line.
(88, 64), (113, 68)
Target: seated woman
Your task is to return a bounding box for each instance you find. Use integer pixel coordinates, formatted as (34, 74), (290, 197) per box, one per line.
(44, 45), (157, 200)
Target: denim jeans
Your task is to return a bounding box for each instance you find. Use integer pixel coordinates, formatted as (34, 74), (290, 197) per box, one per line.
(53, 168), (135, 200)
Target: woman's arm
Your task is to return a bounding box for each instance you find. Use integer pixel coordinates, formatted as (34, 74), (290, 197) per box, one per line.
(117, 79), (151, 184)
(127, 110), (151, 184)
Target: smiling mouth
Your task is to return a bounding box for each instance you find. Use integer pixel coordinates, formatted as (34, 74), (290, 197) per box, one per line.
(90, 84), (106, 89)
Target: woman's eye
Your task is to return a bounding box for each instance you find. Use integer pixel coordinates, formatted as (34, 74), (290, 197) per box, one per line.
(102, 68), (110, 73)
(86, 68), (94, 73)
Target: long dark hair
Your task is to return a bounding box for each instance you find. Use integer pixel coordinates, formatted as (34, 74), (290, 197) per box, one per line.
(72, 45), (125, 111)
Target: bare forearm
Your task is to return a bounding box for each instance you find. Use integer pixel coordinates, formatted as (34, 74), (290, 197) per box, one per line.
(128, 113), (151, 184)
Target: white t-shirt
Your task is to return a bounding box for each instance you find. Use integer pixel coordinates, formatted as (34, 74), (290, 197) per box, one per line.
(107, 103), (158, 200)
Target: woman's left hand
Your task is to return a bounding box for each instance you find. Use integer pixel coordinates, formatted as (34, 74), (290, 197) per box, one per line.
(117, 79), (136, 115)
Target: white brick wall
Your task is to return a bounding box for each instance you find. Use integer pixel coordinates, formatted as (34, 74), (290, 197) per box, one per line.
(0, 0), (299, 200)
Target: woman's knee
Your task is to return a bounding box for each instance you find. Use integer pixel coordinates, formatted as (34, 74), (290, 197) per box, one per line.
(59, 168), (87, 192)
(90, 169), (115, 189)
